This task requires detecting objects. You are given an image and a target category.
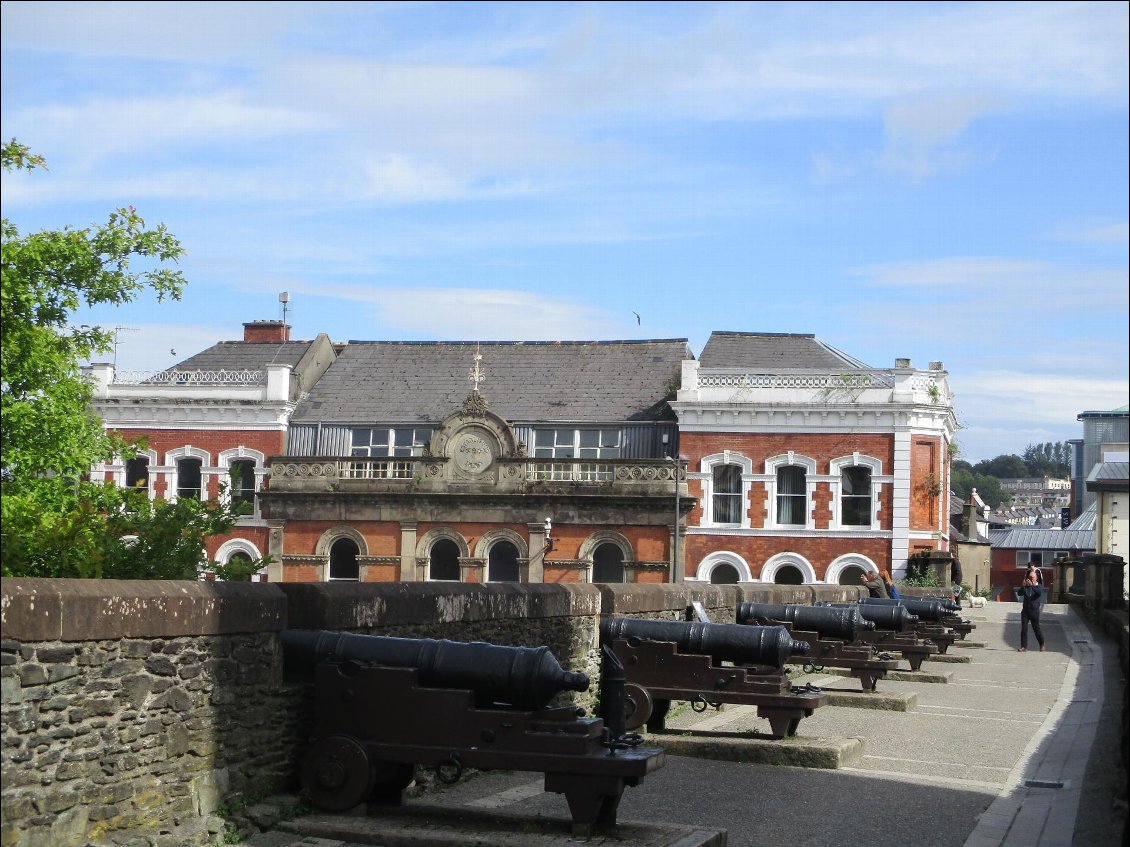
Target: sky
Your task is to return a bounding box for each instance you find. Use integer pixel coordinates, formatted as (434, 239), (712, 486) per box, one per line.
(2, 1), (1127, 464)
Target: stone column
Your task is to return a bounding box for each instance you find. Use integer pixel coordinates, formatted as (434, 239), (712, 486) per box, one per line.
(399, 521), (419, 581)
(266, 521), (285, 582)
(527, 522), (547, 583)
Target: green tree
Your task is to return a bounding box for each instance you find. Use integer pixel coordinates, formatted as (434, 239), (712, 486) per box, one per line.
(951, 463), (1010, 509)
(1, 139), (244, 579)
(973, 454), (1029, 480)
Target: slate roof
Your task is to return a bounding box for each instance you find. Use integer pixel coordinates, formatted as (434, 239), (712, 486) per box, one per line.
(291, 339), (692, 424)
(989, 527), (1095, 551)
(1086, 461), (1129, 488)
(171, 341), (313, 372)
(698, 332), (873, 370)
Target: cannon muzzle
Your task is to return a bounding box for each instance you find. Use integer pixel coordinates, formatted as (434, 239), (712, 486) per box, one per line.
(280, 629), (589, 710)
(849, 602), (919, 630)
(600, 617), (809, 668)
(860, 596), (950, 622)
(736, 602), (876, 641)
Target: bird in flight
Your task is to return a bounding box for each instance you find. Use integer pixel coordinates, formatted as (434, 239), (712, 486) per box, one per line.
(170, 349), (177, 356)
(632, 311), (640, 325)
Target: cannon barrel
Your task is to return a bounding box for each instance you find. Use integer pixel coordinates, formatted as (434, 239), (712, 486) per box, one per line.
(848, 602), (920, 630)
(280, 629), (589, 710)
(860, 596), (949, 622)
(600, 617), (809, 668)
(736, 602), (876, 641)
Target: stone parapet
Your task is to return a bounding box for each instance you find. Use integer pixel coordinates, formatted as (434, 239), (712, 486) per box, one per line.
(0, 579), (288, 641)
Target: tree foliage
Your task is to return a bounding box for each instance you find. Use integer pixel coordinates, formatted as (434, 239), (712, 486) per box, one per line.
(951, 462), (1009, 508)
(1, 139), (249, 579)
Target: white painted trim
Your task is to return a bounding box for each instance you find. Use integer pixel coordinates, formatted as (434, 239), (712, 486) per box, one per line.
(759, 552), (817, 584)
(695, 551), (754, 583)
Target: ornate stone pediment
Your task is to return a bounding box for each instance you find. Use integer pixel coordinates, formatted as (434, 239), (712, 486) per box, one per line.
(427, 399), (521, 483)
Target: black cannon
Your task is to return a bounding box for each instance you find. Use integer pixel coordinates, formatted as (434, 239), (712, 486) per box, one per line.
(860, 597), (975, 639)
(282, 629), (664, 837)
(599, 617), (825, 739)
(736, 603), (897, 692)
(736, 602), (875, 642)
(280, 629), (589, 709)
(817, 602), (940, 670)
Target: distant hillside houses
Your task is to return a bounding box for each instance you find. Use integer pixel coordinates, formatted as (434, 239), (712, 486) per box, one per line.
(996, 477), (1070, 509)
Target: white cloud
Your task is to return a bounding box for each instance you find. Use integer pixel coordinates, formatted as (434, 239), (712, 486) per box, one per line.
(289, 284), (628, 340)
(1053, 220), (1130, 245)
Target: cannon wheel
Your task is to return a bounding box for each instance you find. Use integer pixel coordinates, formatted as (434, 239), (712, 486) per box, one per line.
(301, 734), (374, 812)
(623, 683), (653, 730)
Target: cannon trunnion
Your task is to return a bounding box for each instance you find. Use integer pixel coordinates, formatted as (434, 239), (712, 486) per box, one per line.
(283, 629), (664, 837)
(599, 617), (826, 739)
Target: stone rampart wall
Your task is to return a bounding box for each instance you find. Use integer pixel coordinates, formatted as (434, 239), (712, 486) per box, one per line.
(1, 578), (862, 847)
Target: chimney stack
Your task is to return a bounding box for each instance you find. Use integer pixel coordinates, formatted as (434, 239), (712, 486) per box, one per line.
(243, 320), (290, 343)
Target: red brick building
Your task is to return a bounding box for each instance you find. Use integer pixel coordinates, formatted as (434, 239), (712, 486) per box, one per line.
(672, 333), (957, 584)
(85, 321), (336, 572)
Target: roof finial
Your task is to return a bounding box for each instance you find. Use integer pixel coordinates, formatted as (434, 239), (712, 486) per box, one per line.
(469, 342), (486, 393)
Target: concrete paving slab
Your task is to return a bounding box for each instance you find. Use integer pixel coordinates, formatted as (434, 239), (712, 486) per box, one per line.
(280, 808), (726, 847)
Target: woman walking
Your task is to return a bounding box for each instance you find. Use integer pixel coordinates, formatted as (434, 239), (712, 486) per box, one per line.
(1018, 568), (1046, 652)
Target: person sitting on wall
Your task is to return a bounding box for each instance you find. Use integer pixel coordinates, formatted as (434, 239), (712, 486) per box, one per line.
(880, 568), (899, 599)
(862, 570), (889, 599)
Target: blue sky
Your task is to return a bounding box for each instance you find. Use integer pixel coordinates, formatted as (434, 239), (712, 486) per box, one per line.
(2, 1), (1127, 463)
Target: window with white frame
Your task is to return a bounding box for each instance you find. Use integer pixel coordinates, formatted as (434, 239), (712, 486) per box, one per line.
(125, 457), (150, 492)
(533, 428), (621, 459)
(351, 427), (433, 457)
(712, 464), (743, 524)
(228, 459), (257, 513)
(698, 452), (753, 527)
(176, 458), (203, 499)
(776, 465), (807, 526)
(840, 466), (872, 527)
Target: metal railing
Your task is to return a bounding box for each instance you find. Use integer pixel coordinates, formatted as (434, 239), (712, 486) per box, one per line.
(113, 369), (267, 386)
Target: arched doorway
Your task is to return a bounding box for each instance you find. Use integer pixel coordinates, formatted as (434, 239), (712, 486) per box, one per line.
(488, 541), (520, 582)
(592, 543), (625, 583)
(774, 565), (804, 585)
(329, 538), (359, 581)
(710, 563), (740, 584)
(429, 538), (461, 581)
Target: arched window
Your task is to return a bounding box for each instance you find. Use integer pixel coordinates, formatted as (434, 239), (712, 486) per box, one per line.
(712, 464), (743, 524)
(429, 539), (461, 581)
(710, 563), (740, 584)
(177, 458), (203, 500)
(228, 459), (257, 514)
(838, 565), (868, 586)
(125, 457), (150, 492)
(776, 466), (807, 526)
(488, 541), (520, 582)
(329, 538), (359, 581)
(774, 565), (805, 585)
(841, 466), (873, 527)
(592, 543), (625, 583)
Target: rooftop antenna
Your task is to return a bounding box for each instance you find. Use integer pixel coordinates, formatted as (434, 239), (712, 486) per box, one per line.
(279, 291), (290, 332)
(112, 325), (138, 368)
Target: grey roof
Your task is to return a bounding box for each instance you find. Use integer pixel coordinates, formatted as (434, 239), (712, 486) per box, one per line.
(172, 341), (312, 371)
(1086, 461), (1129, 487)
(698, 332), (873, 370)
(1067, 501), (1098, 532)
(292, 339), (691, 424)
(990, 527), (1095, 551)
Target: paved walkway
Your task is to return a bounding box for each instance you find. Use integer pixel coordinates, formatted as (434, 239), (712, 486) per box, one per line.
(249, 601), (1127, 847)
